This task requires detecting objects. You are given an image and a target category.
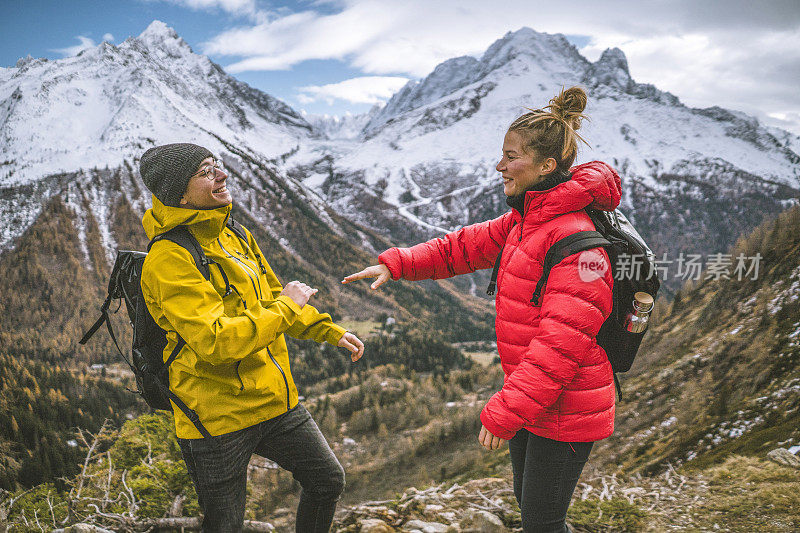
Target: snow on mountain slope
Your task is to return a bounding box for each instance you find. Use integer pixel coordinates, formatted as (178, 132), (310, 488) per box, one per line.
(284, 27), (800, 239)
(0, 21), (336, 256)
(0, 21), (312, 189)
(306, 105), (380, 140)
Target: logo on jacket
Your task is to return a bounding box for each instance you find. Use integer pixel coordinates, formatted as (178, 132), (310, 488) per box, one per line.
(578, 250), (608, 282)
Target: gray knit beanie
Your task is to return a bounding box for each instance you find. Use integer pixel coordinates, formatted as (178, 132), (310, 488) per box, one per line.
(139, 143), (214, 207)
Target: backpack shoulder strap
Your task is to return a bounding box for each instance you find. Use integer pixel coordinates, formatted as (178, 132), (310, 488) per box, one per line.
(226, 218), (268, 275)
(148, 226), (211, 281)
(530, 231), (611, 306)
(143, 232), (218, 440)
(226, 217), (249, 244)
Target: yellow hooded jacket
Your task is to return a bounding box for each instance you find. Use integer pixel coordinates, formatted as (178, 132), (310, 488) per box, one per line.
(140, 196), (346, 439)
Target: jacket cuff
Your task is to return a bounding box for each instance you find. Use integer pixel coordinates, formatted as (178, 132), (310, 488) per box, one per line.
(275, 294), (303, 316)
(480, 406), (517, 440)
(325, 323), (347, 346)
(377, 249), (402, 280)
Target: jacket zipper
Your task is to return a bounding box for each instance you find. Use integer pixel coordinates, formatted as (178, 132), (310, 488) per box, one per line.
(231, 285), (247, 309)
(498, 201), (528, 292)
(234, 361), (244, 391)
(267, 347), (291, 410)
(234, 249), (265, 283)
(220, 237), (262, 297)
(217, 238), (263, 299)
(519, 195), (529, 242)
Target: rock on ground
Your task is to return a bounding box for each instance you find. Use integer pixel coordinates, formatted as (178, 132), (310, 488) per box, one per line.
(767, 448), (800, 468)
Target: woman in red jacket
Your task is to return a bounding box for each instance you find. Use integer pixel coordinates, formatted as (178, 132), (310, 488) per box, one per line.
(343, 86), (621, 532)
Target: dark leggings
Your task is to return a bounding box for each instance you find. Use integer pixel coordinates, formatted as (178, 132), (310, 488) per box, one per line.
(508, 430), (594, 533)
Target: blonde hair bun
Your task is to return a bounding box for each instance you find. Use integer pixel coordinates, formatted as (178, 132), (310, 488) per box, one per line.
(548, 86), (587, 131)
(508, 86), (590, 169)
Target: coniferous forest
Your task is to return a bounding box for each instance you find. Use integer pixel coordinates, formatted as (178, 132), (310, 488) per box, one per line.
(0, 352), (141, 490)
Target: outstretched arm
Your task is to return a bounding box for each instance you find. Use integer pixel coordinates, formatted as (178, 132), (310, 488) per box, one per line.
(341, 263), (392, 290)
(343, 211), (516, 288)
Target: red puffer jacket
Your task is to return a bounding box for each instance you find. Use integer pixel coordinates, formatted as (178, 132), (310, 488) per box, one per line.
(378, 161), (621, 442)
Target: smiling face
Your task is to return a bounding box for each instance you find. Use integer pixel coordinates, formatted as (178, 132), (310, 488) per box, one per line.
(496, 130), (556, 197)
(179, 157), (232, 209)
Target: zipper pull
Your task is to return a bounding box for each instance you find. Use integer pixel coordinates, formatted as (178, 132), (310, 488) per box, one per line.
(254, 253), (267, 274)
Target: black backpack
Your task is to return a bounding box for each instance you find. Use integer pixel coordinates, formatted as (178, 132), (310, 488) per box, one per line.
(80, 218), (257, 439)
(487, 207), (661, 399)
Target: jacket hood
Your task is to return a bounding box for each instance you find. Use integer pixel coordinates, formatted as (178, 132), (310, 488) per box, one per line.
(521, 161), (622, 224)
(142, 194), (232, 245)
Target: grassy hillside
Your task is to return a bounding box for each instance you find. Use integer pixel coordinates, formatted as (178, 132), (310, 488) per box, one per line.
(591, 204), (800, 475)
(5, 360), (799, 532)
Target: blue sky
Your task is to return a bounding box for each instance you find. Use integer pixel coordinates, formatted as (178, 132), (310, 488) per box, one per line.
(2, 0), (799, 132)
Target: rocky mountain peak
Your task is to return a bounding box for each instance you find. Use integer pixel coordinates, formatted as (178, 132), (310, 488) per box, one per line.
(597, 47), (630, 76)
(0, 19), (314, 195)
(479, 27), (587, 74)
(136, 20), (192, 55)
(309, 104), (382, 140)
(139, 20), (179, 42)
(428, 55), (482, 84)
(583, 47), (633, 92)
(15, 54), (37, 69)
(363, 27), (591, 136)
(582, 46), (684, 107)
(363, 55), (482, 136)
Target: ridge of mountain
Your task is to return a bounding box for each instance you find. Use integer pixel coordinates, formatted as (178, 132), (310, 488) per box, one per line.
(0, 19), (317, 255)
(306, 105), (381, 140)
(363, 28), (680, 138)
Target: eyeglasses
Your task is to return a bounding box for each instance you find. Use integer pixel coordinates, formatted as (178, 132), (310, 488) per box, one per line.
(191, 160), (227, 180)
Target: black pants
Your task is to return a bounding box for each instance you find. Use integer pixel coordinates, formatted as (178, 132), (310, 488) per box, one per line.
(178, 404), (344, 533)
(508, 429), (594, 533)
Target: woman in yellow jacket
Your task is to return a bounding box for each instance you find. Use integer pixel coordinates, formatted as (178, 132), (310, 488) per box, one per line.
(139, 143), (364, 533)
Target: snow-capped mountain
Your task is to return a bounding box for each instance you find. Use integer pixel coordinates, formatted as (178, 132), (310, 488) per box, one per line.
(3, 22), (799, 297)
(0, 21), (311, 190)
(0, 21), (389, 314)
(0, 21), (323, 254)
(284, 28), (800, 292)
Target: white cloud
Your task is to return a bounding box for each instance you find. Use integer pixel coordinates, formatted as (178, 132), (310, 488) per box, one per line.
(50, 32), (118, 56)
(161, 0), (260, 19)
(196, 0), (800, 133)
(579, 27), (800, 134)
(203, 1), (509, 75)
(50, 36), (97, 57)
(297, 76), (409, 105)
(203, 6), (399, 72)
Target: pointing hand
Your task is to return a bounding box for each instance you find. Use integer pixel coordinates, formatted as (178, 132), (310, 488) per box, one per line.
(342, 264), (391, 290)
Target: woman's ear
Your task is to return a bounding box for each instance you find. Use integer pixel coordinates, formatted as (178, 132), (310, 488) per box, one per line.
(541, 157), (557, 174)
